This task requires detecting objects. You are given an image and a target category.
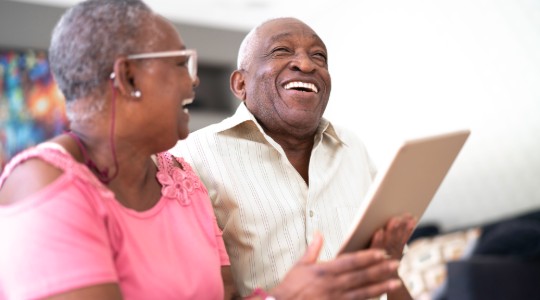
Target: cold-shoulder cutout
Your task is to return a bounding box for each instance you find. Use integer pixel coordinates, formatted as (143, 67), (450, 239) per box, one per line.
(0, 144), (76, 206)
(0, 157), (65, 205)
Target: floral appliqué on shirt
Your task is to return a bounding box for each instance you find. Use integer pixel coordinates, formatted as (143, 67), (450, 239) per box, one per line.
(156, 167), (201, 206)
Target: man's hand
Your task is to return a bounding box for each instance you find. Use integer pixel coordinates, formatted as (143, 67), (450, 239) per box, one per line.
(369, 214), (417, 300)
(269, 232), (402, 300)
(369, 214), (417, 260)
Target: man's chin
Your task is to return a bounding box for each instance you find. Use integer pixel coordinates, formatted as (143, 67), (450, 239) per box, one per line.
(282, 111), (322, 131)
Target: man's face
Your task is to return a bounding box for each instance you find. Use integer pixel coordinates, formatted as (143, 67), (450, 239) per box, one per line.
(242, 18), (332, 135)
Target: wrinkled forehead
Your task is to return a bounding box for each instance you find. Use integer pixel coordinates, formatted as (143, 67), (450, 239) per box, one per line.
(256, 19), (327, 50)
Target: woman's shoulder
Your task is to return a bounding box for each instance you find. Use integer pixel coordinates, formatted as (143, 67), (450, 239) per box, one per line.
(156, 151), (192, 173)
(155, 151), (208, 197)
(0, 144), (90, 205)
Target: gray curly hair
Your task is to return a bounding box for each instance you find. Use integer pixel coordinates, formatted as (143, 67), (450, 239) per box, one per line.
(49, 0), (155, 121)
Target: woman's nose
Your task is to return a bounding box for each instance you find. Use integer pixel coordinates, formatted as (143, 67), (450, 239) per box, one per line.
(192, 75), (200, 88)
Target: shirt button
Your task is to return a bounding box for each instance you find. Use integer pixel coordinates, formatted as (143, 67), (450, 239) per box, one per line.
(309, 210), (314, 217)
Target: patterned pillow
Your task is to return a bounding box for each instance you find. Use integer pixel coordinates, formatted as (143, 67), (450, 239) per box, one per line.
(399, 228), (481, 299)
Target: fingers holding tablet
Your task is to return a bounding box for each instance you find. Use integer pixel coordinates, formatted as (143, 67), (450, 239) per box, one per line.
(369, 214), (417, 260)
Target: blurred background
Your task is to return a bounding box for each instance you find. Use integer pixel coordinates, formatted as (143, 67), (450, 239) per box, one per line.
(1, 0), (539, 233)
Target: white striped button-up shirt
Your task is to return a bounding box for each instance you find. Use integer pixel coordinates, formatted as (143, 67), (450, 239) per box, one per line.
(171, 103), (376, 296)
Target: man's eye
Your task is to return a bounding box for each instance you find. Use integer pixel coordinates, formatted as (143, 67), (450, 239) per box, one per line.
(313, 53), (327, 62)
(271, 47), (290, 55)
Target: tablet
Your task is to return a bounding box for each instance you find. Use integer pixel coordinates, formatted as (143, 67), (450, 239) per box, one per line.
(337, 129), (471, 255)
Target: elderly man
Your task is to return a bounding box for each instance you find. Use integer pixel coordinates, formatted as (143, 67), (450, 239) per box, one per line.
(172, 17), (415, 299)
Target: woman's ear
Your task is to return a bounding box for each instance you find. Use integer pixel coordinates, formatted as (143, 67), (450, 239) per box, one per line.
(230, 70), (246, 101)
(112, 58), (137, 98)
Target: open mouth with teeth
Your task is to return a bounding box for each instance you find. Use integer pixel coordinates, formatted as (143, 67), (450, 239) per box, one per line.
(284, 81), (319, 93)
(182, 98), (193, 113)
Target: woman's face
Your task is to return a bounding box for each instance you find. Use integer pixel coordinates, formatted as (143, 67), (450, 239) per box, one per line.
(129, 16), (199, 149)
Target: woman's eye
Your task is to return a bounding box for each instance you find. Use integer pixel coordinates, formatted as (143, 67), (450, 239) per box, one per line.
(176, 57), (189, 67)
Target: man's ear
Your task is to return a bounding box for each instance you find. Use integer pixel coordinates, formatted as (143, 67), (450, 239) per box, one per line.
(230, 70), (247, 101)
(112, 58), (137, 98)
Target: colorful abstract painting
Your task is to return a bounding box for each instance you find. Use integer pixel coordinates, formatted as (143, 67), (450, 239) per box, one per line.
(0, 50), (68, 171)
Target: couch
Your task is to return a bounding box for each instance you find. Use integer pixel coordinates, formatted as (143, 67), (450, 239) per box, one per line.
(400, 209), (540, 300)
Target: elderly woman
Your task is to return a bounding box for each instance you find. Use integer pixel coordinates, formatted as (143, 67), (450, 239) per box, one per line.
(0, 0), (225, 299)
(0, 1), (403, 299)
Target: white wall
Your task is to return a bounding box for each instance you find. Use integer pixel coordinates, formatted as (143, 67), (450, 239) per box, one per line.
(306, 0), (540, 230)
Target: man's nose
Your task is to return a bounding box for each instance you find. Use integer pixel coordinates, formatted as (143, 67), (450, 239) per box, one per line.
(289, 52), (316, 73)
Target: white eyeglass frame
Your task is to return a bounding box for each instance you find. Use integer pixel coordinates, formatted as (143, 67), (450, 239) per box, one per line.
(127, 49), (197, 81)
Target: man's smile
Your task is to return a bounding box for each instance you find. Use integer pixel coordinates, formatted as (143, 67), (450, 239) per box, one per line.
(283, 81), (319, 94)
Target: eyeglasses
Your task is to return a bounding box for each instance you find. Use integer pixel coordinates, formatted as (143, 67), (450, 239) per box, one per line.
(127, 49), (198, 82)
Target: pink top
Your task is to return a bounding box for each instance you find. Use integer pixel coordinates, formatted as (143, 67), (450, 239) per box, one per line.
(0, 145), (229, 300)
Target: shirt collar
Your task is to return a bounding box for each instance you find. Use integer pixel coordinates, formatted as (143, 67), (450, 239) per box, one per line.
(215, 102), (347, 146)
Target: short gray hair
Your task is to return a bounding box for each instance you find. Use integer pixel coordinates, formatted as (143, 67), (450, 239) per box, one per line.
(236, 25), (258, 70)
(49, 0), (154, 106)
